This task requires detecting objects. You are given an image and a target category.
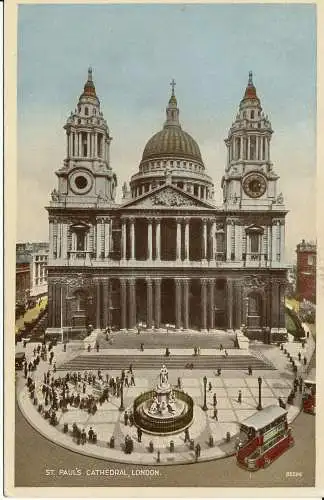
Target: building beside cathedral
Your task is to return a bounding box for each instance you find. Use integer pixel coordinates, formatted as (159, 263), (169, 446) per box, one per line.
(46, 69), (288, 341)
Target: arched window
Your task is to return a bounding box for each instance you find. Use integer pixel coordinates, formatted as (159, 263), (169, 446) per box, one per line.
(85, 107), (89, 116)
(251, 110), (255, 119)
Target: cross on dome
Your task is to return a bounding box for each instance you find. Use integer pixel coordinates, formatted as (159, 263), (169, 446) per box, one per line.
(248, 71), (253, 86)
(170, 78), (176, 96)
(88, 66), (93, 81)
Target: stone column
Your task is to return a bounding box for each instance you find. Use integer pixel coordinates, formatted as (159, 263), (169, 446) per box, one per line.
(56, 222), (61, 259)
(104, 220), (110, 258)
(226, 220), (232, 261)
(155, 219), (161, 261)
(200, 279), (208, 332)
(202, 219), (208, 260)
(62, 223), (68, 259)
(234, 281), (242, 329)
(184, 218), (190, 261)
(120, 278), (127, 330)
(128, 278), (137, 330)
(96, 220), (101, 259)
(87, 132), (90, 157)
(183, 279), (189, 330)
(96, 280), (101, 329)
(121, 219), (127, 260)
(48, 282), (53, 327)
(146, 278), (153, 328)
(280, 222), (285, 263)
(176, 218), (182, 261)
(94, 132), (98, 157)
(130, 218), (135, 260)
(235, 223), (242, 262)
(256, 135), (260, 160)
(175, 279), (182, 329)
(240, 136), (243, 160)
(271, 220), (277, 264)
(154, 278), (161, 329)
(103, 279), (109, 328)
(227, 280), (233, 330)
(74, 133), (77, 157)
(208, 279), (215, 330)
(247, 136), (251, 160)
(49, 221), (54, 259)
(279, 282), (286, 327)
(147, 219), (153, 260)
(271, 280), (279, 328)
(211, 221), (216, 261)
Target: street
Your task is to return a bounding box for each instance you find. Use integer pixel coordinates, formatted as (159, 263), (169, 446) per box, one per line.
(15, 399), (315, 488)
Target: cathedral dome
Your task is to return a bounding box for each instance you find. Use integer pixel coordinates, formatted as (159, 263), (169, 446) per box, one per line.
(142, 126), (203, 163)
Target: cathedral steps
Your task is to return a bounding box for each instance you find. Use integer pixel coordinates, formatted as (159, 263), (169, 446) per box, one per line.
(57, 353), (275, 372)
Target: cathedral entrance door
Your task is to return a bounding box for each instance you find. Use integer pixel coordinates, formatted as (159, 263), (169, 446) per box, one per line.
(246, 292), (262, 328)
(161, 279), (175, 325)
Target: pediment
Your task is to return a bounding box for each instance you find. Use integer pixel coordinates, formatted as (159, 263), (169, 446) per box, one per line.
(121, 185), (215, 210)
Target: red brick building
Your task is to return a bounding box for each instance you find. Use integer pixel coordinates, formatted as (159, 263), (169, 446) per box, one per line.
(296, 240), (316, 303)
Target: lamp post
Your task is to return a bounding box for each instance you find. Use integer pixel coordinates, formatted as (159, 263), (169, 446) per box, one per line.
(119, 380), (125, 412)
(257, 376), (263, 411)
(202, 376), (208, 411)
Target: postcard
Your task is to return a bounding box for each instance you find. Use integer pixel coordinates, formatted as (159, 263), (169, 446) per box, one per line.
(4, 0), (323, 497)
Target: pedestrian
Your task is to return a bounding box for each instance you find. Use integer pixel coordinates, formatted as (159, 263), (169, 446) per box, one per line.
(129, 364), (133, 374)
(87, 344), (91, 352)
(81, 429), (87, 445)
(195, 443), (201, 461)
(129, 412), (134, 426)
(178, 377), (182, 389)
(217, 368), (222, 376)
(96, 343), (99, 353)
(198, 346), (201, 355)
(165, 347), (170, 357)
(184, 428), (190, 443)
(304, 356), (307, 366)
(307, 330), (310, 339)
(137, 426), (142, 443)
(213, 408), (218, 421)
(224, 350), (229, 358)
(140, 343), (144, 352)
(63, 343), (67, 352)
(88, 427), (94, 442)
(248, 365), (253, 376)
(137, 325), (141, 335)
(298, 352), (301, 362)
(237, 390), (242, 403)
(299, 380), (303, 392)
(208, 381), (212, 392)
(53, 362), (56, 373)
(220, 344), (223, 351)
(194, 346), (198, 356)
(213, 393), (217, 407)
(130, 373), (135, 386)
(124, 375), (129, 388)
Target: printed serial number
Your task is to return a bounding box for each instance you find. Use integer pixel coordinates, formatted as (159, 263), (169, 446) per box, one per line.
(286, 471), (303, 478)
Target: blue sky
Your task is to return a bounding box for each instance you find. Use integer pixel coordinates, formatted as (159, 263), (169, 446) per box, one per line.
(17, 3), (316, 262)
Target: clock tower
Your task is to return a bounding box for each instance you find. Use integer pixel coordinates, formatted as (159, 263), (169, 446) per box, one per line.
(222, 72), (284, 211)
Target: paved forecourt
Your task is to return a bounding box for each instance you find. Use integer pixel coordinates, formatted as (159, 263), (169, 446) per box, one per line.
(17, 339), (305, 466)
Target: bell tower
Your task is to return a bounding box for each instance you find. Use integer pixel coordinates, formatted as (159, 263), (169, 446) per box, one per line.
(53, 68), (117, 204)
(222, 72), (284, 211)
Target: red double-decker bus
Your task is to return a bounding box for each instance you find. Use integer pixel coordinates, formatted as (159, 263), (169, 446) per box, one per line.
(302, 380), (316, 414)
(236, 405), (294, 471)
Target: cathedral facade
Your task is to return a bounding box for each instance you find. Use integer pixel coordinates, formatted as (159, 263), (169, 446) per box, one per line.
(46, 69), (288, 341)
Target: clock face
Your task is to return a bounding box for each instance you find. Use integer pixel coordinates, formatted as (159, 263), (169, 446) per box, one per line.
(242, 173), (267, 198)
(69, 169), (93, 195)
